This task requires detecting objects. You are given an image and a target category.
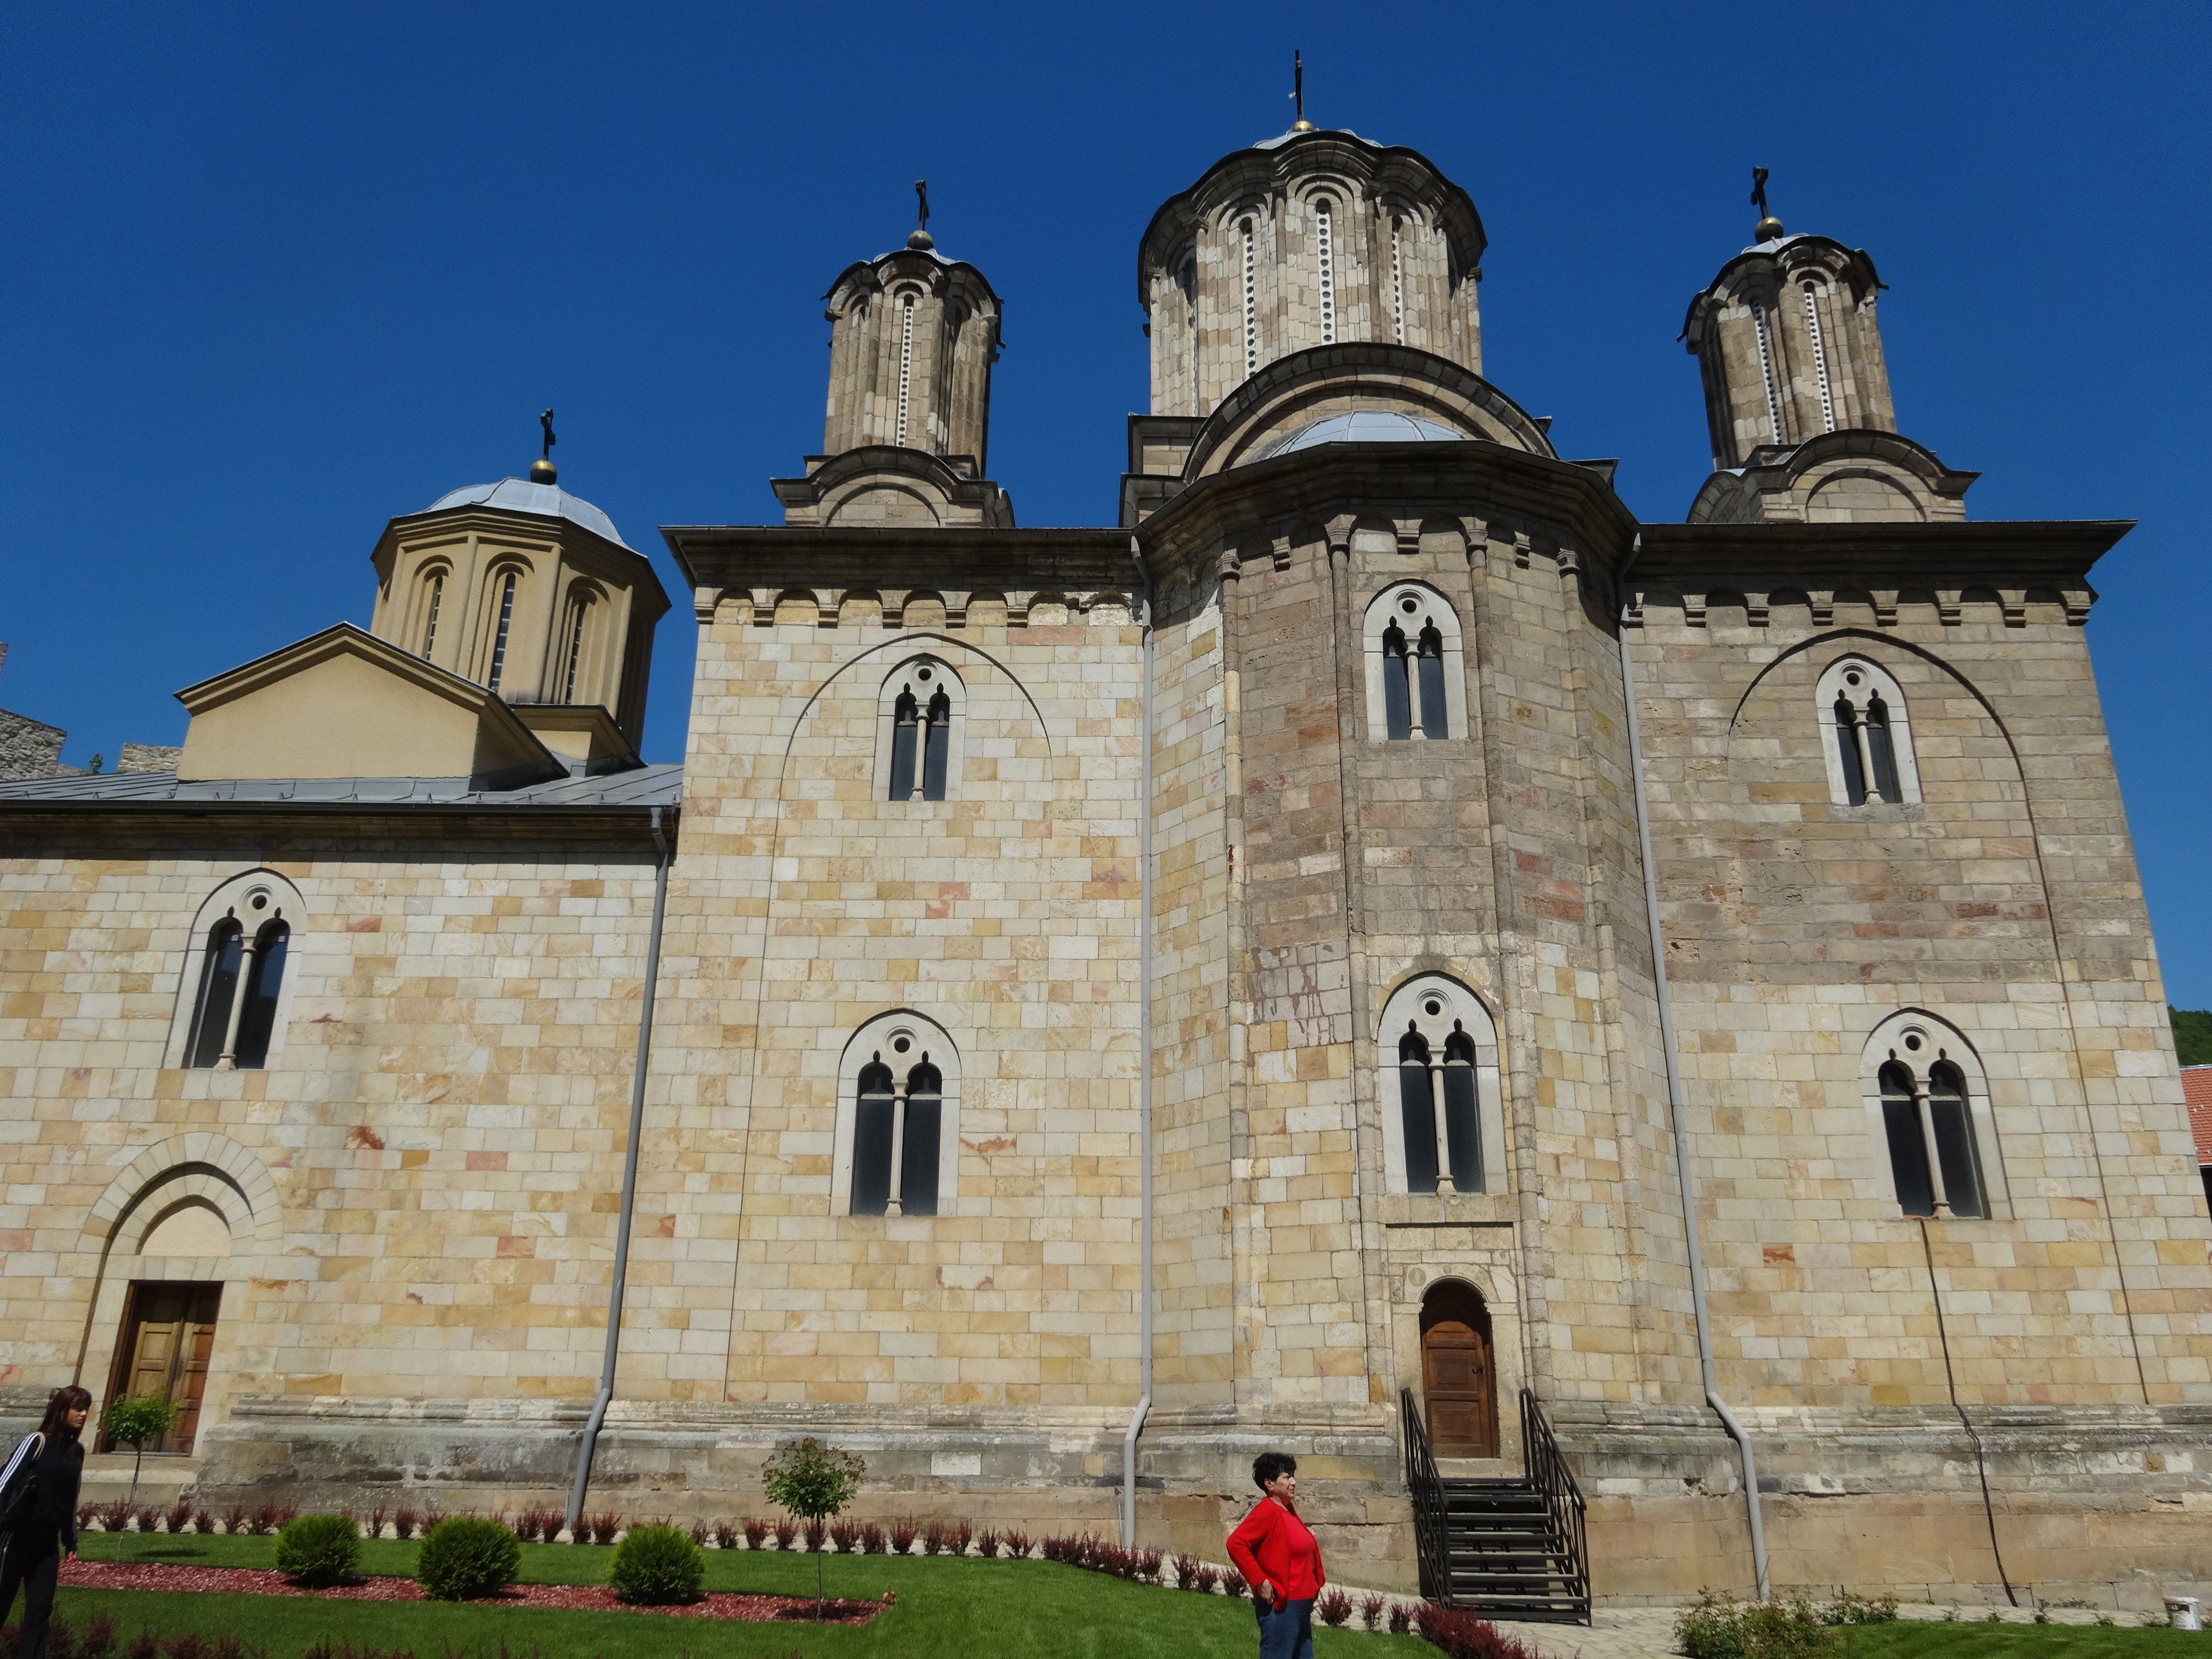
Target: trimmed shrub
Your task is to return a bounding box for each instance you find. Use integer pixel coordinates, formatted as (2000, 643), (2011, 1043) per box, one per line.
(275, 1512), (364, 1588)
(1361, 1593), (1389, 1631)
(392, 1507), (421, 1542)
(1001, 1528), (1031, 1561)
(1317, 1588), (1353, 1627)
(829, 1519), (860, 1553)
(742, 1518), (769, 1549)
(974, 1528), (1000, 1560)
(416, 1516), (522, 1602)
(1822, 1592), (1899, 1626)
(1415, 1604), (1544, 1659)
(585, 1511), (623, 1547)
(164, 1501), (193, 1536)
(772, 1516), (797, 1550)
(858, 1523), (886, 1556)
(1674, 1591), (1836, 1659)
(1389, 1603), (1413, 1636)
(714, 1520), (739, 1550)
(888, 1517), (917, 1555)
(609, 1523), (706, 1606)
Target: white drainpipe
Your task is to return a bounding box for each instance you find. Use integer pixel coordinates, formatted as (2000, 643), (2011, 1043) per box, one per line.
(1616, 548), (1771, 1598)
(1123, 539), (1155, 1547)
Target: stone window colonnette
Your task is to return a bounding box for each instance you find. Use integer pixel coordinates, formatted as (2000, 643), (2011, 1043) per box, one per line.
(1817, 655), (1922, 806)
(873, 655), (965, 802)
(1379, 976), (1506, 1196)
(1363, 583), (1467, 742)
(1862, 1011), (2007, 1220)
(170, 871), (305, 1071)
(831, 1012), (963, 1218)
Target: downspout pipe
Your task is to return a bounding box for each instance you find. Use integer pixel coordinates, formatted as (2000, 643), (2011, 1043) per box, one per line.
(1123, 538), (1155, 1547)
(567, 805), (672, 1538)
(1616, 543), (1771, 1598)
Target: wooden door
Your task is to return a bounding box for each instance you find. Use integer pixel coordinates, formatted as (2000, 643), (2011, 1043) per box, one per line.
(110, 1283), (222, 1454)
(1421, 1285), (1499, 1458)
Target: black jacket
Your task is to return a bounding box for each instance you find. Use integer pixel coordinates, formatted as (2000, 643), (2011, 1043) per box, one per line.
(0, 1434), (82, 1555)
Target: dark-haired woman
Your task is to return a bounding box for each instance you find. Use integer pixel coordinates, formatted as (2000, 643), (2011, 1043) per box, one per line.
(0, 1385), (90, 1659)
(1226, 1450), (1325, 1659)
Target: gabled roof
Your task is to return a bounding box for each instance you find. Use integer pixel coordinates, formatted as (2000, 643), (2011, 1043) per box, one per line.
(2184, 1066), (2212, 1165)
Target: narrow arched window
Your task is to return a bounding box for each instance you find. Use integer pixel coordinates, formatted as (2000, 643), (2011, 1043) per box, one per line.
(1440, 1027), (1481, 1194)
(1241, 218), (1258, 377)
(1416, 622), (1447, 740)
(561, 593), (593, 702)
(900, 1061), (942, 1217)
(852, 1059), (896, 1215)
(1819, 658), (1921, 806)
(421, 573), (444, 660)
(1398, 1028), (1439, 1195)
(923, 687), (951, 801)
(1864, 695), (1901, 804)
(888, 689), (919, 801)
(881, 660), (961, 804)
(896, 294), (916, 446)
(186, 913), (288, 1071)
(1390, 221), (1406, 344)
(1315, 202), (1336, 345)
(1926, 1062), (1983, 1218)
(1803, 283), (1836, 432)
(1381, 623), (1412, 742)
(1879, 1061), (1933, 1217)
(187, 919), (244, 1069)
(1368, 587), (1463, 743)
(487, 571), (518, 693)
(231, 920), (289, 1069)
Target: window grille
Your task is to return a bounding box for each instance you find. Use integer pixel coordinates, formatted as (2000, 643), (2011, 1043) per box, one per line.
(1753, 302), (1784, 443)
(562, 594), (591, 702)
(487, 572), (517, 693)
(1316, 204), (1335, 344)
(1390, 225), (1405, 343)
(421, 573), (443, 660)
(1241, 219), (1258, 376)
(896, 295), (915, 446)
(1803, 284), (1837, 433)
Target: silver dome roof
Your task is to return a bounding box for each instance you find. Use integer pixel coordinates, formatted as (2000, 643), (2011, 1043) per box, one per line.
(424, 478), (630, 549)
(1252, 410), (1467, 461)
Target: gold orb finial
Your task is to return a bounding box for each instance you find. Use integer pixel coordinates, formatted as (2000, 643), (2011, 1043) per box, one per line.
(532, 408), (558, 484)
(1754, 214), (1785, 242)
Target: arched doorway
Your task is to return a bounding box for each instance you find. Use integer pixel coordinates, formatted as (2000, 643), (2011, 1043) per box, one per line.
(1420, 1281), (1499, 1458)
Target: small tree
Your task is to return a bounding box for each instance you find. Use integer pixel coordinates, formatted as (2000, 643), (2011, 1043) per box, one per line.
(98, 1392), (181, 1504)
(760, 1437), (864, 1619)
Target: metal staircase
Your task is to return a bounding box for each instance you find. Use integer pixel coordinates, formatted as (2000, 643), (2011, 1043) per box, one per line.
(1402, 1387), (1592, 1625)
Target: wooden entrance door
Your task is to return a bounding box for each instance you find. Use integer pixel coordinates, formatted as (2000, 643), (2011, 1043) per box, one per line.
(108, 1283), (223, 1454)
(1420, 1282), (1499, 1458)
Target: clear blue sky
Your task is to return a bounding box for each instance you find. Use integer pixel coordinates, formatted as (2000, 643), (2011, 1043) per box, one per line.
(4, 4), (2208, 999)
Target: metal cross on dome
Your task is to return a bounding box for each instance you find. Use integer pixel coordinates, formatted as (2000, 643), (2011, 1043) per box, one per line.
(914, 179), (929, 236)
(539, 408), (556, 462)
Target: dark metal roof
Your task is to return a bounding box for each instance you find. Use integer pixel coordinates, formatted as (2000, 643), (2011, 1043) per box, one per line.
(0, 763), (683, 808)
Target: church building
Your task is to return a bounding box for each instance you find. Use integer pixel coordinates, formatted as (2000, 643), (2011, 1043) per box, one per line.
(4, 112), (2207, 1611)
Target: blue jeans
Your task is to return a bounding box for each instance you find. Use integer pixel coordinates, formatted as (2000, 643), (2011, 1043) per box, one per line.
(1256, 1596), (1315, 1659)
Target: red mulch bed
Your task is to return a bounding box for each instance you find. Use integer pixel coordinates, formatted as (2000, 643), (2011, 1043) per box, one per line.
(59, 1561), (885, 1625)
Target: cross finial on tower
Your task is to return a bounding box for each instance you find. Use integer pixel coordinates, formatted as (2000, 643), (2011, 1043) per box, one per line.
(1750, 166), (1784, 242)
(531, 408), (558, 484)
(1289, 49), (1315, 132)
(908, 179), (935, 251)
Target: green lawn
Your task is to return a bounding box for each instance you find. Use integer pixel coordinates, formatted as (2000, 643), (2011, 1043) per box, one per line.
(62, 1534), (1432, 1658)
(1833, 1622), (2208, 1659)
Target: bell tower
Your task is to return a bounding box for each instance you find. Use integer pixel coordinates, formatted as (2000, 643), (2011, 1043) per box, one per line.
(1682, 175), (1975, 523)
(772, 184), (1012, 527)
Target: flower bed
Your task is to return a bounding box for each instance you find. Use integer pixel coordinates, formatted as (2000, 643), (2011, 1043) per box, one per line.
(59, 1561), (884, 1625)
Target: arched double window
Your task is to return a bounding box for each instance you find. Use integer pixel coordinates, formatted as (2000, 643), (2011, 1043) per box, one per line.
(1379, 976), (1504, 1196)
(835, 1012), (961, 1218)
(876, 657), (963, 803)
(1363, 585), (1466, 742)
(178, 875), (300, 1071)
(1817, 656), (1921, 806)
(1863, 1013), (2001, 1219)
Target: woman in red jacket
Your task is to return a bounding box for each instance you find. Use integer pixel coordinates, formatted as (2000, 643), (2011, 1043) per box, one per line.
(1226, 1451), (1325, 1659)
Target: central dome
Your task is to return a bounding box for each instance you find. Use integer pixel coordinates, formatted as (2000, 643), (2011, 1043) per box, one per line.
(425, 478), (630, 550)
(1251, 410), (1467, 461)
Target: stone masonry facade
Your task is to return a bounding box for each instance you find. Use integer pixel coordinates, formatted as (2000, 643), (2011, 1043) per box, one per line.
(3, 122), (2208, 1609)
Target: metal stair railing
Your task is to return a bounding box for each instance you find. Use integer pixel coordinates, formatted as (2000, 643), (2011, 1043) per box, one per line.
(1399, 1386), (1450, 1602)
(1518, 1387), (1592, 1624)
